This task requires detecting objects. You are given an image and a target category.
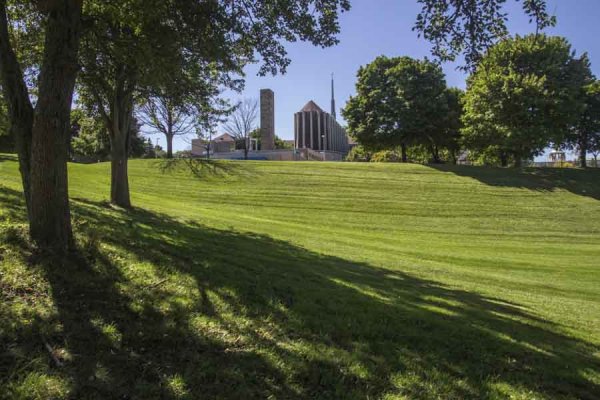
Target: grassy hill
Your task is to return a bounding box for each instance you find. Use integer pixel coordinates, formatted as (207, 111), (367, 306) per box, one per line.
(1, 154), (599, 399)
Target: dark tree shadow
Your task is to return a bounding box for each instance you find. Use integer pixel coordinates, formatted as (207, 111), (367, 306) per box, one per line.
(1, 185), (599, 399)
(428, 164), (600, 201)
(0, 153), (17, 163)
(156, 158), (260, 180)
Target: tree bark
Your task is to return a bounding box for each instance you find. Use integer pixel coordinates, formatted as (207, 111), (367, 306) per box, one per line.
(429, 144), (441, 163)
(400, 143), (407, 163)
(110, 136), (131, 208)
(0, 2), (34, 219)
(106, 64), (135, 208)
(579, 138), (587, 168)
(450, 150), (458, 165)
(499, 151), (508, 167)
(513, 154), (522, 168)
(166, 134), (173, 158)
(166, 105), (173, 158)
(28, 1), (83, 249)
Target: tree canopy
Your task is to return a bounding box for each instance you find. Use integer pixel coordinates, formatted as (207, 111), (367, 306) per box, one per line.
(414, 0), (555, 70)
(462, 34), (592, 166)
(566, 80), (600, 167)
(343, 56), (456, 162)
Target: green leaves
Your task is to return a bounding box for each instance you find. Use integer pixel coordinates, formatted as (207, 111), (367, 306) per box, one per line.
(462, 34), (591, 165)
(414, 0), (556, 71)
(343, 56), (458, 162)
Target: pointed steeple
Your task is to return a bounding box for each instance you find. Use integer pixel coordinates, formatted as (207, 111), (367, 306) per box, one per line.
(331, 73), (336, 120)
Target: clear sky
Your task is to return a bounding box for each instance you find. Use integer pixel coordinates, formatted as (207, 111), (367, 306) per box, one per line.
(163, 0), (600, 154)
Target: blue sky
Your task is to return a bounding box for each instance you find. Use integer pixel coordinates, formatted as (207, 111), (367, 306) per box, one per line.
(163, 0), (600, 155)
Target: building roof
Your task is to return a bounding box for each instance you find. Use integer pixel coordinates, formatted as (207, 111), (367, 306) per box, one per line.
(300, 100), (324, 113)
(213, 133), (236, 142)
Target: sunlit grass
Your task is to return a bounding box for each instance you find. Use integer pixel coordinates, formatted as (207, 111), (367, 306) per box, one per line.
(1, 155), (599, 399)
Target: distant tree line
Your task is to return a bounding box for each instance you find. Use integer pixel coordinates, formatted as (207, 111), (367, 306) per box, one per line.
(344, 34), (600, 168)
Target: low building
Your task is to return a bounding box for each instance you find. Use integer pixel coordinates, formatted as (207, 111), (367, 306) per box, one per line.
(191, 133), (236, 156)
(548, 150), (566, 162)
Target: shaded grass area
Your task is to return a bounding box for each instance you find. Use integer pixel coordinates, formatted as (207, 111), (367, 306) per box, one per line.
(1, 185), (599, 399)
(430, 164), (600, 201)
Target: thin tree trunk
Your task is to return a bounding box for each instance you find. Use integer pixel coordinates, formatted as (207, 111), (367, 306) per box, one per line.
(166, 134), (173, 158)
(0, 2), (34, 219)
(400, 143), (407, 163)
(499, 151), (508, 167)
(579, 138), (587, 168)
(110, 136), (131, 208)
(29, 0), (83, 249)
(108, 65), (134, 208)
(430, 144), (440, 163)
(109, 103), (132, 208)
(513, 154), (522, 168)
(166, 106), (174, 158)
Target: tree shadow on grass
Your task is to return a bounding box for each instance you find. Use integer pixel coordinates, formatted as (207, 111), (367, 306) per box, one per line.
(0, 153), (17, 163)
(155, 158), (260, 181)
(428, 164), (600, 201)
(1, 185), (599, 399)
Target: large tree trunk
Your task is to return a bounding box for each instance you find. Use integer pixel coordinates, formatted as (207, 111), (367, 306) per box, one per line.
(0, 3), (34, 219)
(28, 1), (83, 249)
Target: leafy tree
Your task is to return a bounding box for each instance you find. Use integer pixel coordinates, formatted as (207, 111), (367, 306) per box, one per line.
(225, 98), (258, 160)
(342, 56), (449, 163)
(345, 145), (372, 162)
(440, 88), (464, 164)
(70, 109), (149, 161)
(249, 128), (289, 150)
(0, 0), (83, 249)
(565, 80), (600, 168)
(78, 0), (350, 208)
(274, 135), (292, 150)
(462, 34), (591, 167)
(126, 117), (149, 159)
(415, 0), (555, 70)
(69, 109), (110, 161)
(370, 149), (402, 163)
(590, 132), (600, 168)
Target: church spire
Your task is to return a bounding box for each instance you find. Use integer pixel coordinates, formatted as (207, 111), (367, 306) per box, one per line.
(331, 73), (336, 120)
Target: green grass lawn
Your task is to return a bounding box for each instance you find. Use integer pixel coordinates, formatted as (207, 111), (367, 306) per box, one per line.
(1, 154), (599, 399)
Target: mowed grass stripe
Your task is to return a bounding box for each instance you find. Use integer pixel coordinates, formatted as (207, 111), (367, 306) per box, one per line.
(1, 156), (600, 399)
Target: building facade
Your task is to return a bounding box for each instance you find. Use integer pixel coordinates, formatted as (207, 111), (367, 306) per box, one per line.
(294, 101), (348, 153)
(191, 132), (236, 156)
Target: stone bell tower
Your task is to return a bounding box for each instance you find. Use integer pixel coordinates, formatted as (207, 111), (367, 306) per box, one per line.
(260, 89), (275, 151)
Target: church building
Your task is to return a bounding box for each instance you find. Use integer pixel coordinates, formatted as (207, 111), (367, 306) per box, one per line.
(294, 77), (349, 154)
